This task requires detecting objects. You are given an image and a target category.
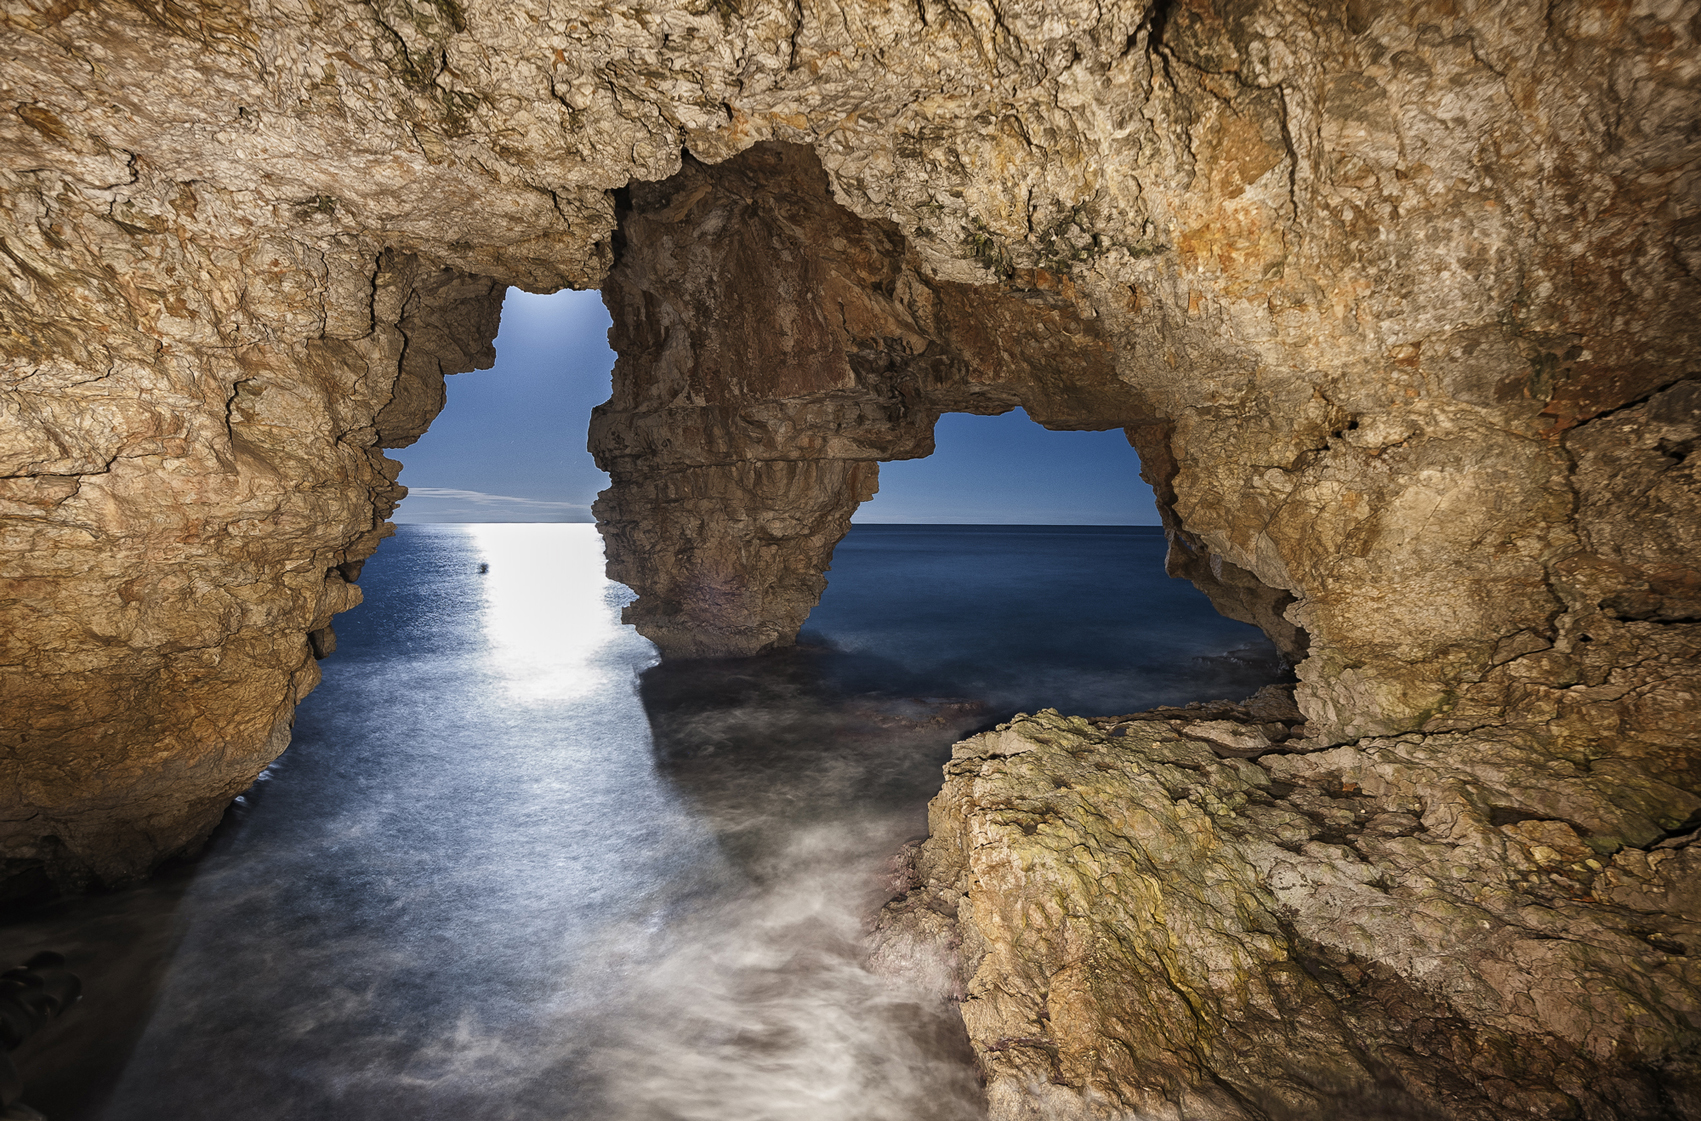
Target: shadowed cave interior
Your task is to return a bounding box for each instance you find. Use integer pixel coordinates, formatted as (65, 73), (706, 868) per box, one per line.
(2, 5), (1699, 1115)
(0, 320), (1292, 1121)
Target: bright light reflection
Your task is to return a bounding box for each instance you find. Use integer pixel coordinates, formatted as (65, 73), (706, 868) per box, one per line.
(466, 522), (641, 703)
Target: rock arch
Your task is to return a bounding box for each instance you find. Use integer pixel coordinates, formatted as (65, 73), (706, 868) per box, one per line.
(592, 141), (1305, 663)
(1, 0), (1698, 1112)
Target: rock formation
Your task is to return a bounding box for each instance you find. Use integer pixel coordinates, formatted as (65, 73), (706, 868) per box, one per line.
(594, 141), (1178, 657)
(875, 701), (1701, 1119)
(1, 0), (1697, 1114)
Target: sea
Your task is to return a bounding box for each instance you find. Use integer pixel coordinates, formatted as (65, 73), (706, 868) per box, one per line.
(1, 523), (1285, 1121)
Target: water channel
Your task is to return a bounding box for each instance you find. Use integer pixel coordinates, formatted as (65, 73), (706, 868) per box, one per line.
(2, 523), (1282, 1120)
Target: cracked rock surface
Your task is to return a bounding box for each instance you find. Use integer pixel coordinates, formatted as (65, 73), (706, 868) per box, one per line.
(875, 705), (1701, 1119)
(1, 0), (1697, 1110)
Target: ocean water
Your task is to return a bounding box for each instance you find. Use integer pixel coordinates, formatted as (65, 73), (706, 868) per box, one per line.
(1, 524), (1283, 1121)
(804, 524), (1280, 716)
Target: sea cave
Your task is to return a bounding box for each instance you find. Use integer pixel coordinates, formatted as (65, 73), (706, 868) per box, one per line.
(1, 0), (1699, 1117)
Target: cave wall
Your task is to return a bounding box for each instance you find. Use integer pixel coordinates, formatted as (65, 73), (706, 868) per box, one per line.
(1, 0), (1698, 1112)
(0, 231), (504, 883)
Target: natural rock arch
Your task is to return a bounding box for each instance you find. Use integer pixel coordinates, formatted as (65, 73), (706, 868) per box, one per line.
(2, 0), (1698, 1114)
(592, 141), (1307, 665)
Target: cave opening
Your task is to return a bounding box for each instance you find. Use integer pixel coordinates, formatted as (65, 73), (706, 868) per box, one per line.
(1, 145), (1296, 1120)
(374, 275), (1284, 722)
(390, 287), (613, 527)
(591, 140), (1308, 679)
(794, 407), (1287, 720)
(2, 2), (1696, 1112)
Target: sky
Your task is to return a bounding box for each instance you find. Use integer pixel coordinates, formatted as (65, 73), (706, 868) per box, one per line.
(392, 289), (1161, 526)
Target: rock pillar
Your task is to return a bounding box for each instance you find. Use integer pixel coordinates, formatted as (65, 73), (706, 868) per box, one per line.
(592, 142), (1172, 657)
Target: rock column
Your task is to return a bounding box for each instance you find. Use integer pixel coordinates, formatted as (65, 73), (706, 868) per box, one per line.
(592, 142), (1172, 657)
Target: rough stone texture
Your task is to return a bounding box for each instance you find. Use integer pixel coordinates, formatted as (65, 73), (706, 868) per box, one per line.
(0, 0), (1697, 1111)
(1, 238), (502, 884)
(875, 706), (1701, 1120)
(594, 141), (1157, 656)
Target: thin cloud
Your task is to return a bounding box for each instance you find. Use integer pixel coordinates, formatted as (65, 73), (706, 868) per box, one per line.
(397, 488), (596, 522)
(405, 487), (592, 513)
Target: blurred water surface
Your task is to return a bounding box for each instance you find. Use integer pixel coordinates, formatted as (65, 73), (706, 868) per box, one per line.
(1, 523), (1281, 1120)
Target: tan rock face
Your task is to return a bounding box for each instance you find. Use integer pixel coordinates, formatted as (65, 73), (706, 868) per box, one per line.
(0, 0), (1697, 1108)
(2, 231), (502, 882)
(875, 709), (1701, 1119)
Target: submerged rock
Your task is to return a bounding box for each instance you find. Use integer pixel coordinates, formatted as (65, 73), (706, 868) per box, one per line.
(874, 706), (1701, 1120)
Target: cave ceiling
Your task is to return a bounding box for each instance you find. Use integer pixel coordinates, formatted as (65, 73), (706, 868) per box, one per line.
(1, 1), (1699, 1111)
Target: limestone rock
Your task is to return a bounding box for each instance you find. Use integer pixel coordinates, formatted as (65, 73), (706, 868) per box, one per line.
(0, 238), (501, 886)
(874, 709), (1701, 1119)
(593, 142), (1151, 656)
(0, 0), (1696, 1106)
(2, 0), (1693, 877)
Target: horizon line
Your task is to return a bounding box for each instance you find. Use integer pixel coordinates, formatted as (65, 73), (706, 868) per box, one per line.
(389, 519), (1167, 528)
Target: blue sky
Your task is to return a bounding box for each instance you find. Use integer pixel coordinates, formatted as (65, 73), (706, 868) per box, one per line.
(393, 289), (1161, 525)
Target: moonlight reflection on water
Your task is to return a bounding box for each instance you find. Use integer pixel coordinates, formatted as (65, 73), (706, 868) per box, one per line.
(1, 524), (1282, 1121)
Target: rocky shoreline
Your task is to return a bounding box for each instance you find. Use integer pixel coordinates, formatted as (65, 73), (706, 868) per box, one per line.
(873, 691), (1700, 1120)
